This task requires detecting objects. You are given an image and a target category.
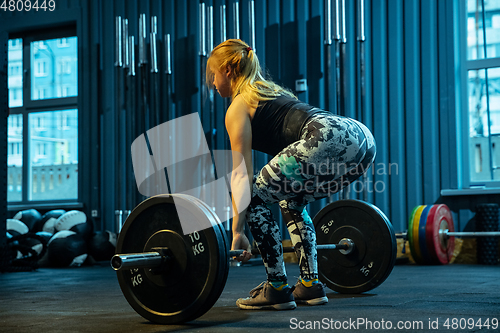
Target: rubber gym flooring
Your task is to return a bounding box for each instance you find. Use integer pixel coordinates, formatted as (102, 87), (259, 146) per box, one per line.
(1, 262), (499, 333)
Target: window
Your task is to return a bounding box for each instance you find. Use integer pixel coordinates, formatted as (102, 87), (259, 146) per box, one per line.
(31, 37), (77, 100)
(57, 38), (69, 48)
(7, 31), (79, 204)
(57, 57), (73, 75)
(466, 0), (500, 183)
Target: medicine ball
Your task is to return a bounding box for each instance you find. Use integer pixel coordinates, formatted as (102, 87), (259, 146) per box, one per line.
(18, 235), (46, 258)
(32, 209), (66, 234)
(7, 220), (45, 261)
(88, 231), (117, 261)
(55, 210), (93, 240)
(7, 219), (29, 237)
(13, 209), (43, 231)
(35, 231), (53, 244)
(47, 230), (88, 267)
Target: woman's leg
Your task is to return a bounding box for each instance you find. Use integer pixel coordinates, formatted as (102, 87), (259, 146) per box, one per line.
(279, 201), (318, 282)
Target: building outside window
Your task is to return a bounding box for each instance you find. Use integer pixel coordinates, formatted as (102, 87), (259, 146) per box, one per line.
(466, 0), (500, 183)
(7, 34), (78, 203)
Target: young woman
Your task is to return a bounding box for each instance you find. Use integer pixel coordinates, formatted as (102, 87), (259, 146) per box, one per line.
(207, 39), (376, 310)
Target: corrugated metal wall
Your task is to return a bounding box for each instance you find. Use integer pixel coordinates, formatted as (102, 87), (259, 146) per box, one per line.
(3, 0), (491, 235)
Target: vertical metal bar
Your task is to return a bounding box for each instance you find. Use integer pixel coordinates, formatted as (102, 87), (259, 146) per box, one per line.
(151, 16), (157, 34)
(220, 4), (231, 210)
(334, 0), (341, 116)
(150, 16), (158, 73)
(114, 16), (123, 220)
(199, 2), (207, 56)
(115, 16), (123, 220)
(165, 34), (172, 75)
(139, 14), (147, 65)
(341, 0), (347, 44)
(357, 0), (367, 201)
(115, 210), (123, 234)
(357, 0), (365, 42)
(339, 0), (348, 199)
(115, 16), (123, 67)
(150, 34), (158, 73)
(164, 33), (174, 194)
(220, 5), (227, 43)
(233, 1), (240, 39)
(123, 19), (129, 68)
(325, 0), (333, 45)
(128, 36), (136, 77)
(150, 37), (158, 73)
(335, 0), (341, 40)
(208, 5), (214, 53)
(249, 0), (256, 50)
(126, 35), (135, 211)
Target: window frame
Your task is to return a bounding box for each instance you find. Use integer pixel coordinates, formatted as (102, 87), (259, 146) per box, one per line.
(8, 26), (79, 206)
(461, 0), (500, 189)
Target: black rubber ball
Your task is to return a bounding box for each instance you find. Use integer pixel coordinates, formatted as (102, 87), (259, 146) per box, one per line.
(55, 210), (93, 240)
(32, 209), (66, 233)
(88, 231), (117, 261)
(13, 209), (43, 231)
(7, 219), (29, 237)
(36, 231), (53, 244)
(47, 230), (88, 267)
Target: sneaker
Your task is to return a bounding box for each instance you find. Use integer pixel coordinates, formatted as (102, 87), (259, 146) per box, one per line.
(236, 281), (297, 310)
(293, 280), (328, 305)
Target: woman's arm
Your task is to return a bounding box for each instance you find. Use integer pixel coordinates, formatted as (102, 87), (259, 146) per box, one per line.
(225, 95), (254, 260)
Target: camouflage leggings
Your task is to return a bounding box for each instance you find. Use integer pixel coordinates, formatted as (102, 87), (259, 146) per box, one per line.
(246, 113), (376, 283)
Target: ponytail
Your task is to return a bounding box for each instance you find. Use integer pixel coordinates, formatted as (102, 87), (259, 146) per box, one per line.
(207, 39), (295, 106)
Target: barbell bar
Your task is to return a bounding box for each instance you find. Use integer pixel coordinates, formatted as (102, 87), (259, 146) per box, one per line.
(396, 230), (500, 239)
(111, 240), (354, 272)
(113, 194), (397, 324)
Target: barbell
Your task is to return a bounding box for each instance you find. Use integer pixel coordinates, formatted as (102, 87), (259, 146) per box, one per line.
(112, 194), (397, 324)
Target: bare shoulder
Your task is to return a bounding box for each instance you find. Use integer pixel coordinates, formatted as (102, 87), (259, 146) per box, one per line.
(226, 95), (252, 122)
(227, 95), (257, 121)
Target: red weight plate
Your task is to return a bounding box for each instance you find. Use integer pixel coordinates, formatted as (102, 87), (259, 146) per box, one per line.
(425, 205), (440, 264)
(425, 204), (455, 265)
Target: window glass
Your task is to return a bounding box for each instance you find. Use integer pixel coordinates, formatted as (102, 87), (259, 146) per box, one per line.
(8, 38), (23, 108)
(7, 114), (23, 202)
(467, 1), (500, 60)
(29, 109), (78, 201)
(31, 37), (78, 100)
(469, 68), (500, 182)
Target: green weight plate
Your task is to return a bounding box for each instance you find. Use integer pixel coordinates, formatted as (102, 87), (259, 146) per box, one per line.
(407, 206), (418, 262)
(115, 194), (228, 324)
(313, 200), (397, 294)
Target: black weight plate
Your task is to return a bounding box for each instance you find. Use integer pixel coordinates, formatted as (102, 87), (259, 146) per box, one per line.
(115, 194), (229, 324)
(313, 200), (397, 294)
(368, 203), (398, 283)
(173, 194), (230, 320)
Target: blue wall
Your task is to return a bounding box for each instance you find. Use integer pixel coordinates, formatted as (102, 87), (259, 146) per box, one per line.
(2, 0), (492, 234)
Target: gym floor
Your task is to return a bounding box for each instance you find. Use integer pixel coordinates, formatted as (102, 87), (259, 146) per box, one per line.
(1, 262), (499, 333)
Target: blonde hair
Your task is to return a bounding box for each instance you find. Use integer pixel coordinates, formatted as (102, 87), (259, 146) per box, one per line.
(206, 39), (295, 106)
